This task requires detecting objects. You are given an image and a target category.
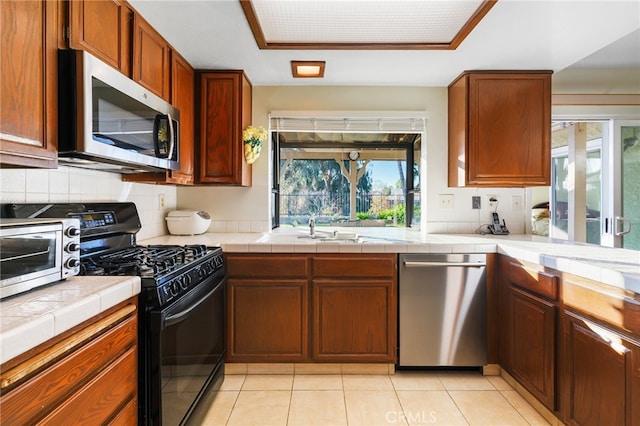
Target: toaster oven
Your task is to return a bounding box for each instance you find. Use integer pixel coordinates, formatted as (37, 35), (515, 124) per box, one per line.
(0, 218), (81, 299)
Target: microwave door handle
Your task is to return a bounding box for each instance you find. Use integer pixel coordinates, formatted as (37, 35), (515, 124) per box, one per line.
(167, 113), (175, 160)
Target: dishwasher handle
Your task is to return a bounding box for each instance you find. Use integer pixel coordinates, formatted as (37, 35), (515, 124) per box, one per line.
(403, 261), (486, 268)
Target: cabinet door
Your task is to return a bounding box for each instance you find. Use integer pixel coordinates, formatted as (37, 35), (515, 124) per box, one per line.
(227, 279), (308, 362)
(562, 311), (640, 426)
(196, 71), (252, 186)
(468, 72), (551, 186)
(132, 14), (170, 100)
(312, 280), (396, 362)
(68, 0), (131, 76)
(511, 287), (556, 410)
(448, 71), (551, 187)
(166, 51), (195, 184)
(0, 0), (57, 168)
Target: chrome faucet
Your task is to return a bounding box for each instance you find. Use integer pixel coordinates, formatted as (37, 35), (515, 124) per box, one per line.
(309, 216), (315, 237)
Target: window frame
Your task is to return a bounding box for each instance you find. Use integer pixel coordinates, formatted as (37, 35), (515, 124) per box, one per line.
(271, 135), (418, 229)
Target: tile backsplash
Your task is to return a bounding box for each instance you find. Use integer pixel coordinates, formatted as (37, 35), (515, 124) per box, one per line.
(0, 166), (177, 241)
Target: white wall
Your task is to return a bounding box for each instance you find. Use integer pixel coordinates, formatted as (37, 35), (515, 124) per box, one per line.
(0, 166), (177, 241)
(178, 86), (528, 234)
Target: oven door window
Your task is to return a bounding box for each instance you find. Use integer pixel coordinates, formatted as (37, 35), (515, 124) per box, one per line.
(0, 232), (58, 281)
(151, 277), (225, 425)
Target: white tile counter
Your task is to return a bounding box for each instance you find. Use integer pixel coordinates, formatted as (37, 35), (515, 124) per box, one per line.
(141, 228), (640, 295)
(0, 276), (141, 365)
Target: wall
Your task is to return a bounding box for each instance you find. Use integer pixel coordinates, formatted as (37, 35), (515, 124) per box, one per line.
(178, 85), (527, 234)
(0, 166), (177, 241)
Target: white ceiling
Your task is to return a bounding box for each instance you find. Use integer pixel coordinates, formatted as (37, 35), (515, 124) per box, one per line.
(129, 0), (640, 87)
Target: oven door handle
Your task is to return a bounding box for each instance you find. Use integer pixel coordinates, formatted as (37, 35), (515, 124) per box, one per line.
(162, 280), (223, 328)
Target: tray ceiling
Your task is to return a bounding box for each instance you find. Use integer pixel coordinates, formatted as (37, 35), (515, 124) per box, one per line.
(240, 0), (496, 49)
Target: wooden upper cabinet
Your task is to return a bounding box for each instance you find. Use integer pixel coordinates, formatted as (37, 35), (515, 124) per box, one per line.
(196, 71), (252, 186)
(0, 0), (58, 168)
(448, 71), (552, 187)
(132, 13), (170, 101)
(167, 51), (195, 184)
(67, 0), (132, 76)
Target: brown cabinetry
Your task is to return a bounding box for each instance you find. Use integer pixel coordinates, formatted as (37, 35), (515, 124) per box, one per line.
(311, 255), (396, 362)
(226, 255), (309, 361)
(0, 0), (58, 168)
(196, 71), (252, 186)
(448, 71), (552, 187)
(225, 253), (396, 363)
(132, 13), (170, 100)
(499, 255), (640, 425)
(559, 273), (640, 426)
(498, 256), (558, 411)
(561, 310), (640, 426)
(0, 299), (138, 425)
(67, 0), (132, 76)
(167, 51), (195, 184)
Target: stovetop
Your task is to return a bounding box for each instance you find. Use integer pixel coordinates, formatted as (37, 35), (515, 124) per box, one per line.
(81, 244), (213, 279)
(81, 244), (225, 307)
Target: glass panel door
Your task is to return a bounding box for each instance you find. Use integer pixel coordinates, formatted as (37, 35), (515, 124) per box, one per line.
(618, 122), (640, 249)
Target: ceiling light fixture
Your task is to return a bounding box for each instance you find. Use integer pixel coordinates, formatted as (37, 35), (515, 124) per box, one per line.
(291, 61), (325, 78)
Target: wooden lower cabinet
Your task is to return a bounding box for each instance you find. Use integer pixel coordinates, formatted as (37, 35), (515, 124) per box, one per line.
(510, 287), (556, 409)
(561, 310), (640, 426)
(312, 280), (395, 362)
(498, 256), (558, 411)
(225, 253), (397, 363)
(499, 255), (640, 425)
(0, 299), (138, 425)
(227, 279), (309, 361)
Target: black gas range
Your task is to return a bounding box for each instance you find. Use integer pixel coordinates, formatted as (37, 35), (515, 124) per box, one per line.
(0, 202), (226, 426)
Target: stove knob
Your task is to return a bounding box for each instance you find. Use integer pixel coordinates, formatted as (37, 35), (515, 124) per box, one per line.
(65, 227), (81, 237)
(65, 243), (80, 253)
(65, 258), (80, 269)
(179, 276), (189, 290)
(169, 282), (179, 296)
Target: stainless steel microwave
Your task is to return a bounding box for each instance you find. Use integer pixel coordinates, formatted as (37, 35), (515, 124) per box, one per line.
(57, 50), (180, 173)
(0, 218), (81, 299)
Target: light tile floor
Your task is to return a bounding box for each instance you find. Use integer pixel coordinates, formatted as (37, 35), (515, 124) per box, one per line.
(198, 371), (551, 425)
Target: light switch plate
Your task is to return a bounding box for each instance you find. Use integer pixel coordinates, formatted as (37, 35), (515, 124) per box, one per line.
(438, 194), (454, 209)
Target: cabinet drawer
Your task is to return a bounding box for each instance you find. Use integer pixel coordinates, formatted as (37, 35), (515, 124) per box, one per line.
(39, 347), (137, 425)
(0, 312), (137, 425)
(509, 261), (557, 300)
(313, 254), (396, 278)
(226, 254), (309, 278)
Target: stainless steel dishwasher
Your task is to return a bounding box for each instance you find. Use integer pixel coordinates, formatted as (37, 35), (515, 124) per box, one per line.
(398, 253), (487, 367)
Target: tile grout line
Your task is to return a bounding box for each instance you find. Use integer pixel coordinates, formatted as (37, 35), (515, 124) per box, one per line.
(225, 374), (246, 426)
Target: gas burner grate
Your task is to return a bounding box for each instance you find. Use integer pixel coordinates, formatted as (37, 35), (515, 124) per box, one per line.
(80, 244), (212, 279)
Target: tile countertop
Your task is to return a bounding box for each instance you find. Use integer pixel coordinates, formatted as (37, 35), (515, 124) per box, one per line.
(141, 228), (640, 295)
(0, 276), (141, 365)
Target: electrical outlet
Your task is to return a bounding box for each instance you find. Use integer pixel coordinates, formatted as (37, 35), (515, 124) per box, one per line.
(158, 194), (166, 208)
(487, 195), (497, 209)
(472, 196), (481, 209)
(512, 195), (522, 211)
(438, 194), (454, 209)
